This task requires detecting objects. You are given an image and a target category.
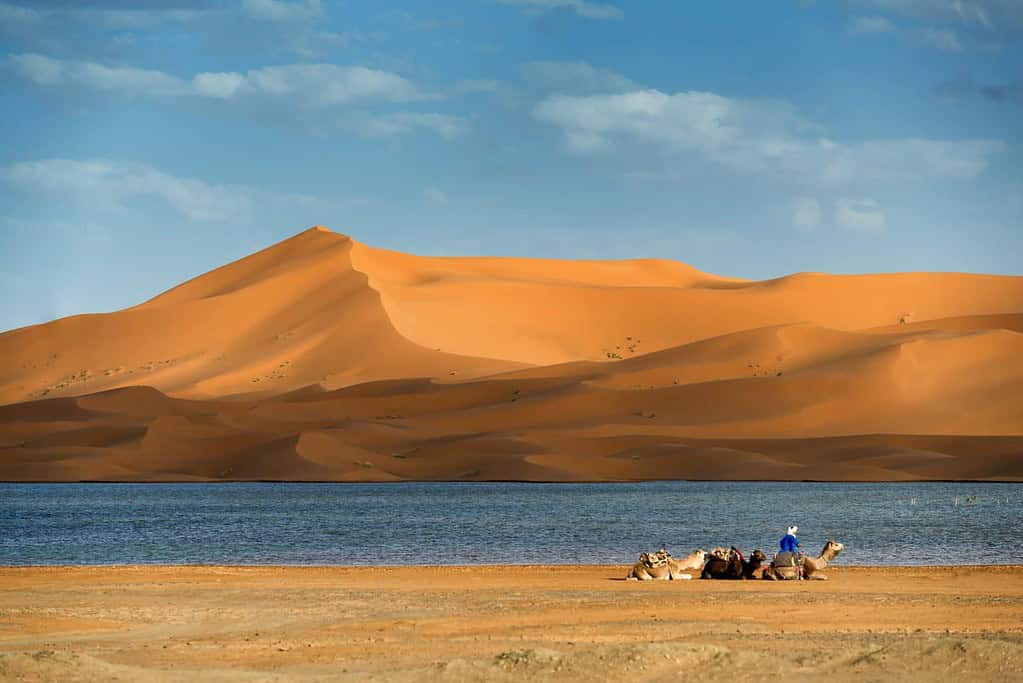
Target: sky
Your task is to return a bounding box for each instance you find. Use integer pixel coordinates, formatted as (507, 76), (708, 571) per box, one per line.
(1, 0), (1021, 331)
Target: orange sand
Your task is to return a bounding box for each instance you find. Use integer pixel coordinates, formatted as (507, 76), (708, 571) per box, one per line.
(1, 226), (1021, 481)
(1, 565), (1021, 681)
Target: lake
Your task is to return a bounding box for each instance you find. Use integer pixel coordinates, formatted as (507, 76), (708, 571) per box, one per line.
(2, 482), (1020, 566)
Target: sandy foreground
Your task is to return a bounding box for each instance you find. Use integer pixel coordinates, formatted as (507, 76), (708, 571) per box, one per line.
(1, 566), (1022, 681)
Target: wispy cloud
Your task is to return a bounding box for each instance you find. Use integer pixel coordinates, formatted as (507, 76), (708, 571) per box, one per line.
(10, 54), (425, 106)
(497, 0), (623, 21)
(10, 52), (192, 96)
(0, 158), (325, 222)
(241, 0), (322, 22)
(0, 1), (348, 59)
(520, 61), (637, 94)
(935, 76), (1023, 103)
(347, 112), (469, 140)
(850, 0), (1021, 29)
(835, 198), (886, 232)
(792, 197), (822, 232)
(848, 15), (896, 34)
(8, 53), (473, 140)
(919, 26), (963, 51)
(532, 88), (1003, 184)
(0, 2), (42, 24)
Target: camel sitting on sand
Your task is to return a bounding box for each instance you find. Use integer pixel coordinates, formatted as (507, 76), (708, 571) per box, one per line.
(763, 540), (844, 581)
(626, 548), (707, 581)
(702, 546), (744, 580)
(743, 549), (768, 580)
(703, 547), (769, 579)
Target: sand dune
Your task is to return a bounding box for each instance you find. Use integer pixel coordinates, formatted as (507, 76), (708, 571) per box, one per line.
(1, 226), (1021, 481)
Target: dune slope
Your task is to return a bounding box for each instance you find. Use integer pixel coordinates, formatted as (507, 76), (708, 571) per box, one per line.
(0, 228), (522, 406)
(1, 226), (1021, 481)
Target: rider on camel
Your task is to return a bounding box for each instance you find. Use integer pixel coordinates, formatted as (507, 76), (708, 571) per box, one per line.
(780, 525), (799, 553)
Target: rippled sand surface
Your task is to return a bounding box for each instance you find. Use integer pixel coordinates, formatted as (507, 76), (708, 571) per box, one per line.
(2, 565), (1021, 681)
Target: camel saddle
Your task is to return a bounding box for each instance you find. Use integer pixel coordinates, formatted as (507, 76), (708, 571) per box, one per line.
(773, 552), (799, 567)
(771, 552), (802, 579)
(639, 549), (672, 568)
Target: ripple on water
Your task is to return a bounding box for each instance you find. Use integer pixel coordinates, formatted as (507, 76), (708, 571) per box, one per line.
(1, 482), (1020, 566)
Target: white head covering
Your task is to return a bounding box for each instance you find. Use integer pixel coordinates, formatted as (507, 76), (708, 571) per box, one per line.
(787, 525), (798, 535)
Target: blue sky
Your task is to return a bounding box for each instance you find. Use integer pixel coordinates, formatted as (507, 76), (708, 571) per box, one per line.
(1, 0), (1021, 331)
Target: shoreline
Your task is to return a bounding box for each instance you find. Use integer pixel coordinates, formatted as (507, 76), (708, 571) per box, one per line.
(5, 477), (1023, 483)
(4, 563), (1023, 569)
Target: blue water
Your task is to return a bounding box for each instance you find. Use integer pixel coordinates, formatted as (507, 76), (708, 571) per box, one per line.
(2, 482), (1021, 566)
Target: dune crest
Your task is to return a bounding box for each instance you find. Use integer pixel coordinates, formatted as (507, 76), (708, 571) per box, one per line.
(1, 226), (1021, 481)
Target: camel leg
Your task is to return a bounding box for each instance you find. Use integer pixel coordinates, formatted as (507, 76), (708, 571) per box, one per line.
(809, 573), (828, 580)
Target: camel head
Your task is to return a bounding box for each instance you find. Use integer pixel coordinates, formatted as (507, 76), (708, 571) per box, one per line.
(820, 540), (845, 561)
(750, 549), (767, 563)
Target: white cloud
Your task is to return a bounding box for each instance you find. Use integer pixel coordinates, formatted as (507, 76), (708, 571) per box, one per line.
(9, 54), (426, 106)
(0, 159), (325, 222)
(349, 112), (469, 140)
(241, 0), (322, 22)
(852, 0), (1017, 29)
(497, 0), (623, 20)
(793, 198), (822, 232)
(520, 61), (637, 94)
(192, 71), (246, 99)
(919, 26), (963, 51)
(532, 89), (1003, 184)
(9, 53), (190, 96)
(7, 54), (469, 140)
(849, 15), (896, 34)
(835, 198), (886, 232)
(230, 64), (423, 107)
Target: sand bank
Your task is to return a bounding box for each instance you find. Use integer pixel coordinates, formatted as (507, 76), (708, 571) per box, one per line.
(1, 565), (1021, 681)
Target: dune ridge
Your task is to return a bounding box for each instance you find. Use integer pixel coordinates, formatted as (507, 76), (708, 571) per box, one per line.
(1, 225), (1021, 482)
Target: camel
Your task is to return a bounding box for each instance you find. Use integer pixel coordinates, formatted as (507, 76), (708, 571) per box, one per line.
(626, 548), (707, 581)
(701, 546), (744, 580)
(763, 540), (844, 581)
(743, 549), (768, 580)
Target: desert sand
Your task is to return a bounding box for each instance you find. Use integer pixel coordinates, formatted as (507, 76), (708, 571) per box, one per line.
(1, 565), (1021, 681)
(1, 226), (1021, 481)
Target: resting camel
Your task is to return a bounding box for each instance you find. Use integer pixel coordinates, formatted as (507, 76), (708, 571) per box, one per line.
(763, 540), (844, 581)
(701, 546), (744, 580)
(743, 549), (768, 579)
(626, 548), (707, 581)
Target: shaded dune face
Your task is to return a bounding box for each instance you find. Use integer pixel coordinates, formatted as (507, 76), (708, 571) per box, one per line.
(0, 228), (523, 406)
(1, 225), (1021, 482)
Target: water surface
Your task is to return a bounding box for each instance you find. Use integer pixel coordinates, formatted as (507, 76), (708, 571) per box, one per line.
(2, 482), (1020, 566)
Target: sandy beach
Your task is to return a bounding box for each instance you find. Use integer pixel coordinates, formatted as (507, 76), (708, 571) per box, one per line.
(2, 565), (1021, 681)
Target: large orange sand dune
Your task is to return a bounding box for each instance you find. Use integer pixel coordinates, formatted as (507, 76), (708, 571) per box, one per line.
(1, 226), (1020, 481)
